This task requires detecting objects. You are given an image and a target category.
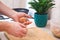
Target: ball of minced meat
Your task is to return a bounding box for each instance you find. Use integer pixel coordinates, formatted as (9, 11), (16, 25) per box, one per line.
(19, 17), (28, 23)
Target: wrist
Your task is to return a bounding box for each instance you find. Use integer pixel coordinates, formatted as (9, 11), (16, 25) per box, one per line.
(0, 21), (10, 31)
(10, 12), (18, 19)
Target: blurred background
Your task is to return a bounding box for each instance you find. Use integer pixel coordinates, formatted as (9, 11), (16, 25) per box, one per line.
(0, 0), (51, 20)
(0, 0), (60, 25)
(0, 0), (60, 40)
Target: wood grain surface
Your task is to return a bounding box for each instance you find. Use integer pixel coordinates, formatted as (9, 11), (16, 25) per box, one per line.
(5, 27), (56, 40)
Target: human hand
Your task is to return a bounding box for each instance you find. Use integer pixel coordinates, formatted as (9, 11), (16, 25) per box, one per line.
(19, 17), (32, 25)
(12, 12), (32, 25)
(5, 22), (27, 37)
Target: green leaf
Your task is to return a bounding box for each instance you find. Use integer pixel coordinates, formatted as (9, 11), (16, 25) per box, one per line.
(28, 0), (55, 14)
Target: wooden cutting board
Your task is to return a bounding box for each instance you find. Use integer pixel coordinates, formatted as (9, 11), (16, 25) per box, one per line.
(5, 27), (56, 40)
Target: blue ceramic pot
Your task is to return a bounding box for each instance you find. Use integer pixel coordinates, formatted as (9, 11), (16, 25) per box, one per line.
(34, 13), (48, 27)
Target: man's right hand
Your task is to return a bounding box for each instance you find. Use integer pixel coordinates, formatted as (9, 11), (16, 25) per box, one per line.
(4, 22), (27, 37)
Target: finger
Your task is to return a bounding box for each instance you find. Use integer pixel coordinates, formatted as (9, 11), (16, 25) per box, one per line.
(21, 28), (27, 34)
(24, 13), (32, 18)
(18, 32), (26, 37)
(19, 23), (26, 28)
(19, 28), (27, 37)
(19, 32), (26, 37)
(24, 21), (32, 25)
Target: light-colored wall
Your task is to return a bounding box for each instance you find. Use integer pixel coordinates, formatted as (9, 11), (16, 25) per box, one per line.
(1, 0), (27, 8)
(51, 0), (60, 24)
(13, 0), (20, 8)
(19, 0), (27, 8)
(13, 0), (27, 8)
(1, 0), (14, 8)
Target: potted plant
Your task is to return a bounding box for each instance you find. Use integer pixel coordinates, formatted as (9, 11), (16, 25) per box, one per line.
(29, 0), (55, 27)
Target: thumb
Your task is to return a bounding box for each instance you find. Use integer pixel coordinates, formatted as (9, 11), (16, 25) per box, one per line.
(19, 23), (26, 28)
(24, 13), (32, 18)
